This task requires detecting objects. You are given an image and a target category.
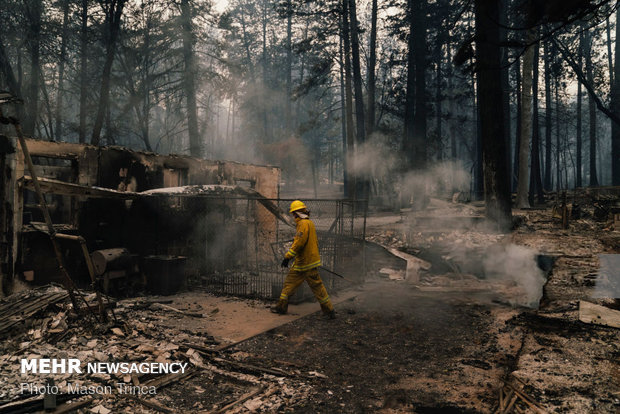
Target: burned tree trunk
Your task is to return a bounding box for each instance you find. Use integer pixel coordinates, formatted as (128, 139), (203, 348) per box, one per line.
(91, 0), (126, 146)
(79, 0), (89, 144)
(530, 43), (544, 204)
(499, 0), (511, 193)
(341, 0), (355, 199)
(0, 38), (21, 103)
(412, 0), (427, 171)
(181, 0), (201, 157)
(515, 29), (535, 209)
(611, 7), (620, 185)
(576, 32), (583, 187)
(474, 0), (512, 229)
(556, 77), (562, 190)
(339, 36), (347, 193)
(513, 53), (521, 191)
(24, 0), (42, 136)
(260, 0), (269, 143)
(544, 41), (552, 190)
(403, 0), (428, 209)
(348, 0), (367, 199)
(366, 0), (377, 136)
(584, 30), (599, 187)
(285, 0), (292, 132)
(55, 0), (70, 141)
(348, 0), (365, 146)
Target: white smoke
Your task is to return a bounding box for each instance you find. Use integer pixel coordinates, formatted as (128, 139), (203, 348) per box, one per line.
(347, 132), (471, 204)
(348, 132), (403, 179)
(399, 161), (470, 198)
(482, 244), (546, 308)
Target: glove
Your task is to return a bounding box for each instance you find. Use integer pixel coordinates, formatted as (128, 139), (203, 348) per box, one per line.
(281, 258), (290, 268)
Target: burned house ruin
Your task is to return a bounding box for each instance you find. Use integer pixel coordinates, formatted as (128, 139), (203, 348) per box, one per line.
(0, 137), (366, 300)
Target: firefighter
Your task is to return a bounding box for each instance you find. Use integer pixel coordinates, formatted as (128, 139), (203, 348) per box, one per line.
(272, 200), (335, 319)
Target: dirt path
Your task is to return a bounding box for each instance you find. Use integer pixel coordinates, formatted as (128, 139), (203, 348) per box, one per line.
(234, 280), (524, 412)
(104, 206), (620, 412)
(151, 289), (361, 345)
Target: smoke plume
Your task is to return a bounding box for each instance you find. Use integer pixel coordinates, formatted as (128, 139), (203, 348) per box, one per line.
(482, 244), (546, 308)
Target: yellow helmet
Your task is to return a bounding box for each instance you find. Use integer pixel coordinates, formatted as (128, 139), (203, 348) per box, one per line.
(289, 200), (307, 213)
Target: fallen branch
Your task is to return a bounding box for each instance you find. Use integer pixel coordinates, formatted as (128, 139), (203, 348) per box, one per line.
(126, 396), (174, 414)
(211, 356), (289, 377)
(182, 342), (220, 353)
(51, 398), (94, 414)
(211, 386), (266, 414)
(149, 303), (204, 318)
(502, 393), (518, 413)
(504, 381), (547, 413)
(143, 369), (195, 389)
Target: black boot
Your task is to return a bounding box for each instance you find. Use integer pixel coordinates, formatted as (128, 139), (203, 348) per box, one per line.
(320, 303), (335, 319)
(271, 300), (288, 314)
(326, 310), (336, 319)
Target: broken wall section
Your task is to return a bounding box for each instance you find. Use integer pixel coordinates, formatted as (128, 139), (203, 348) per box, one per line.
(2, 138), (280, 292)
(0, 136), (17, 295)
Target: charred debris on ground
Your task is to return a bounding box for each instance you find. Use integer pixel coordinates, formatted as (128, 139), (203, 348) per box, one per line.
(0, 136), (619, 413)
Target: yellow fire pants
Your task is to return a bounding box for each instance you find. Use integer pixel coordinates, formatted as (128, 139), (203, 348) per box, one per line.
(275, 268), (334, 313)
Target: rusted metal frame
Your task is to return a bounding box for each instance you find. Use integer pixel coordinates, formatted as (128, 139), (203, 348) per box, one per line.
(53, 233), (106, 322)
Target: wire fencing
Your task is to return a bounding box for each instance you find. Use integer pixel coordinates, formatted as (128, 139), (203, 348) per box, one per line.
(188, 197), (367, 301)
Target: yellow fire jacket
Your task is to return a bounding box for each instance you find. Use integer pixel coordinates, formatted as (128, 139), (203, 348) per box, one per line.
(285, 217), (321, 271)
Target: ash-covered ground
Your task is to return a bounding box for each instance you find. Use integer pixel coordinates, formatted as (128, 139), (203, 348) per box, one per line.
(1, 199), (619, 413)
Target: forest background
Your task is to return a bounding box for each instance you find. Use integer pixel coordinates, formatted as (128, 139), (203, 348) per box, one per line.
(1, 0), (619, 228)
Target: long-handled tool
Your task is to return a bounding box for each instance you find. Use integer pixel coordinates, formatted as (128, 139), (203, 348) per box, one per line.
(277, 257), (355, 284)
(319, 266), (356, 283)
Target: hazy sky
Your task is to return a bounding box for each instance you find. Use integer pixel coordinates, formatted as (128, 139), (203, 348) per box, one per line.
(214, 0), (228, 13)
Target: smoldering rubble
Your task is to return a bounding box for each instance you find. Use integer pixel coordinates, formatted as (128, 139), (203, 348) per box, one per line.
(0, 137), (619, 412)
(0, 193), (619, 412)
(0, 288), (318, 413)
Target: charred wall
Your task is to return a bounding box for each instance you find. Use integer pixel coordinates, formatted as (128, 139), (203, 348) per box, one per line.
(0, 136), (16, 295)
(2, 139), (280, 291)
